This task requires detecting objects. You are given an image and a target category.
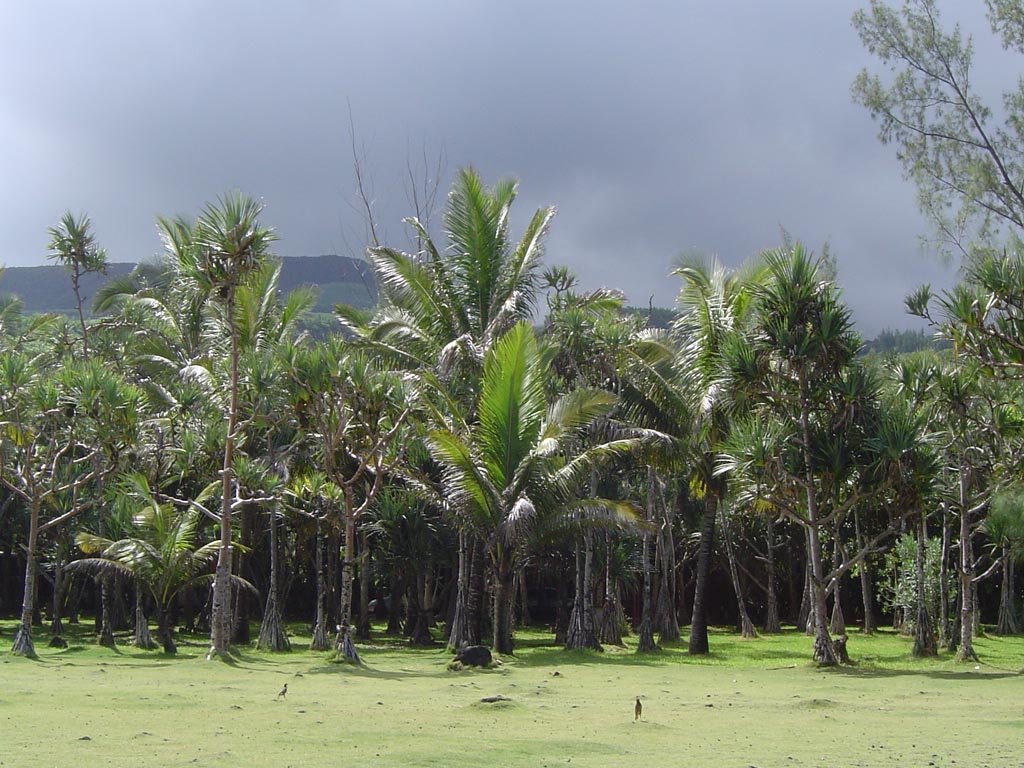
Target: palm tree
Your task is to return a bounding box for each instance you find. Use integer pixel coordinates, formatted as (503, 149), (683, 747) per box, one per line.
(159, 193), (277, 659)
(428, 322), (644, 654)
(68, 475), (235, 654)
(672, 255), (764, 655)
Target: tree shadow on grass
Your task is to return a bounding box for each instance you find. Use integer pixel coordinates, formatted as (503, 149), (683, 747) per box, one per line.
(829, 663), (1023, 681)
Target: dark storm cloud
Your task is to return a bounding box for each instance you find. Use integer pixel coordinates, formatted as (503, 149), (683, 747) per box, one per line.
(1, 0), (992, 335)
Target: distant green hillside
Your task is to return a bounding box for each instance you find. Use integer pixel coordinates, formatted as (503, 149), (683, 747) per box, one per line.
(0, 254), (377, 315)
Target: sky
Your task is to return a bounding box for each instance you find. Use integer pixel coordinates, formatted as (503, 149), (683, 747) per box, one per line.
(0, 1), (1006, 336)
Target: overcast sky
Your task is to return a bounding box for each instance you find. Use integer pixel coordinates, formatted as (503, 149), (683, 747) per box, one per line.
(1, 1), (1007, 335)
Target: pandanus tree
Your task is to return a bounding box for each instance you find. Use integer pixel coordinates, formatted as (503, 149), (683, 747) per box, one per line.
(909, 259), (1024, 658)
(986, 485), (1024, 635)
(281, 338), (414, 657)
(428, 322), (645, 655)
(158, 192), (276, 659)
(1, 355), (143, 656)
(719, 244), (924, 664)
(46, 211), (108, 357)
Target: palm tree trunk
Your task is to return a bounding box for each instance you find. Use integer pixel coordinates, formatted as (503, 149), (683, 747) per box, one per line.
(566, 532), (601, 650)
(12, 498), (41, 656)
(356, 531), (372, 640)
(50, 537), (66, 637)
(155, 603), (177, 654)
(939, 503), (952, 647)
(955, 466), (977, 662)
(447, 530), (472, 649)
(762, 518), (781, 633)
(599, 534), (624, 645)
(829, 530), (846, 637)
(310, 517), (330, 651)
(656, 480), (680, 644)
(687, 492), (717, 655)
(209, 299), (239, 660)
(854, 507), (876, 634)
(492, 554), (515, 655)
(257, 507), (290, 652)
(98, 575), (116, 648)
(996, 545), (1020, 635)
(719, 503), (756, 638)
(133, 584), (157, 650)
(408, 571), (434, 646)
(912, 509), (937, 656)
(637, 466), (658, 653)
(798, 374), (835, 665)
(339, 513), (356, 626)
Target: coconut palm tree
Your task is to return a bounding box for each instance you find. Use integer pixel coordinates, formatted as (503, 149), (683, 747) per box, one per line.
(158, 193), (277, 659)
(68, 475), (239, 654)
(428, 322), (645, 654)
(672, 255), (764, 654)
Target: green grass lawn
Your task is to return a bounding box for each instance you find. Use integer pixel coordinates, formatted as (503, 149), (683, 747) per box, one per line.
(1, 621), (1022, 767)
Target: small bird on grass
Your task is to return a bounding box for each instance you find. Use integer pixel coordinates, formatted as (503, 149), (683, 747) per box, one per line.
(277, 683), (288, 700)
(635, 697), (642, 721)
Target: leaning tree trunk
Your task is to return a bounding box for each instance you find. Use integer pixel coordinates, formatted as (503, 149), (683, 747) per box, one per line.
(854, 507), (876, 635)
(599, 534), (624, 645)
(687, 491), (717, 655)
(517, 569), (531, 627)
(996, 545), (1020, 635)
(257, 507), (290, 652)
(566, 531), (601, 650)
(310, 517), (330, 651)
(912, 509), (937, 657)
(719, 504), (756, 639)
(955, 467), (977, 662)
(762, 517), (781, 633)
(636, 466), (658, 653)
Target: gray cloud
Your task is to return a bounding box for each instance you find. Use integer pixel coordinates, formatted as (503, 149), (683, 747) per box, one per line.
(1, 1), (993, 335)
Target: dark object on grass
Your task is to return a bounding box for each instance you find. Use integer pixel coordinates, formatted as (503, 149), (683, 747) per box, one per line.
(454, 645), (492, 667)
(832, 635), (850, 664)
(479, 695), (511, 703)
(635, 697), (642, 720)
(277, 683), (288, 700)
(49, 635), (68, 648)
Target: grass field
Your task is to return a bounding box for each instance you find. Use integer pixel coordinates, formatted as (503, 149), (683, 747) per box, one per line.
(1, 621), (1022, 768)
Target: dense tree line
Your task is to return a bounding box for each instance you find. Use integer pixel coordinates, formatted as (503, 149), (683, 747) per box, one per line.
(5, 0), (1024, 666)
(1, 169), (1021, 668)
